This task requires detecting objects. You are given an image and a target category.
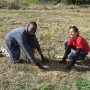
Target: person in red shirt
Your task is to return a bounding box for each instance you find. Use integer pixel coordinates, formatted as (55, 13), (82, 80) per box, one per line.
(59, 26), (90, 70)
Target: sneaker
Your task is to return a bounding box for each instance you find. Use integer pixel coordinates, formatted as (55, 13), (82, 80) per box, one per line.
(1, 47), (10, 58)
(59, 60), (67, 64)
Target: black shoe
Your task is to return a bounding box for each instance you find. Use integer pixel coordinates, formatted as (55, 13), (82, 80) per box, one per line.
(36, 63), (46, 70)
(59, 60), (67, 64)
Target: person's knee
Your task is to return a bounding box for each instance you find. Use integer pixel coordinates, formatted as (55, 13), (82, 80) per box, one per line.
(68, 53), (75, 59)
(68, 54), (73, 59)
(68, 53), (78, 60)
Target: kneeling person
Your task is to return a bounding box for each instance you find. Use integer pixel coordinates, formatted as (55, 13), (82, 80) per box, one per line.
(4, 21), (49, 69)
(59, 26), (90, 70)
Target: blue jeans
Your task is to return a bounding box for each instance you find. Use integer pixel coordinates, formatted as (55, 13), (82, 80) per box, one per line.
(5, 37), (39, 62)
(5, 40), (20, 62)
(64, 40), (87, 60)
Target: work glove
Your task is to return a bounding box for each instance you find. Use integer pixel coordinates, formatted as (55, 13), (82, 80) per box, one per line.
(41, 56), (50, 64)
(36, 62), (46, 70)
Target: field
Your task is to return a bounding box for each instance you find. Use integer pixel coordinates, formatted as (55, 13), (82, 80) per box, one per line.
(0, 4), (90, 90)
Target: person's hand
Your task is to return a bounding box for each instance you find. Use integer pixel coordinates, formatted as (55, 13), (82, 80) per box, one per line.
(41, 56), (50, 64)
(36, 62), (46, 70)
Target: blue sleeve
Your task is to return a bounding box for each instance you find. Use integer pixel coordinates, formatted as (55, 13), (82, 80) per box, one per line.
(15, 34), (36, 62)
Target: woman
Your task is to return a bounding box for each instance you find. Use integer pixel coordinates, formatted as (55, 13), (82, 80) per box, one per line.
(59, 26), (90, 70)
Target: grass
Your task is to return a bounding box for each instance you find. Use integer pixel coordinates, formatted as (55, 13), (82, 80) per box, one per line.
(75, 77), (90, 90)
(0, 4), (90, 90)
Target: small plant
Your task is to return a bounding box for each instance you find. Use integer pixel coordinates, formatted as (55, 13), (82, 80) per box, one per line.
(39, 22), (63, 58)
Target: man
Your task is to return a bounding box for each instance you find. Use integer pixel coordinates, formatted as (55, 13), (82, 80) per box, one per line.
(59, 26), (90, 70)
(3, 21), (49, 69)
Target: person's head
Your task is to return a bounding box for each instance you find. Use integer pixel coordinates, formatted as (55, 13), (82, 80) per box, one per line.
(27, 21), (37, 35)
(69, 26), (79, 39)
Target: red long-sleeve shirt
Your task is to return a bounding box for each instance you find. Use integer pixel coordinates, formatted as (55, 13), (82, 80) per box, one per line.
(68, 35), (90, 53)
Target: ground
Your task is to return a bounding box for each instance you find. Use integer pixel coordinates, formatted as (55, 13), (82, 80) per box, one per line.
(0, 4), (90, 89)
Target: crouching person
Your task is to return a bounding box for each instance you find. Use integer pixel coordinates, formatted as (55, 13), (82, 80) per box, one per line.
(3, 21), (49, 70)
(59, 26), (90, 70)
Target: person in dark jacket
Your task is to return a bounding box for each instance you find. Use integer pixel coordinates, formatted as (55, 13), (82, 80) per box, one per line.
(59, 26), (90, 70)
(4, 21), (49, 69)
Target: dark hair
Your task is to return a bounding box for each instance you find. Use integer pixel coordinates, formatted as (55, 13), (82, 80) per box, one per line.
(69, 26), (79, 34)
(27, 21), (37, 28)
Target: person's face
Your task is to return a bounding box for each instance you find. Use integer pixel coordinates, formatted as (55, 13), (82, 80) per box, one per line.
(69, 28), (78, 39)
(28, 24), (37, 35)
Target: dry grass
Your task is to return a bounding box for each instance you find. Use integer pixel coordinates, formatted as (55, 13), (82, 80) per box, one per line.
(0, 5), (90, 89)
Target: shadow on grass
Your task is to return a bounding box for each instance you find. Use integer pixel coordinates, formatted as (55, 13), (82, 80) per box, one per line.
(42, 58), (90, 72)
(43, 58), (68, 72)
(74, 66), (90, 72)
(15, 57), (90, 72)
(16, 58), (68, 72)
(74, 58), (90, 72)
